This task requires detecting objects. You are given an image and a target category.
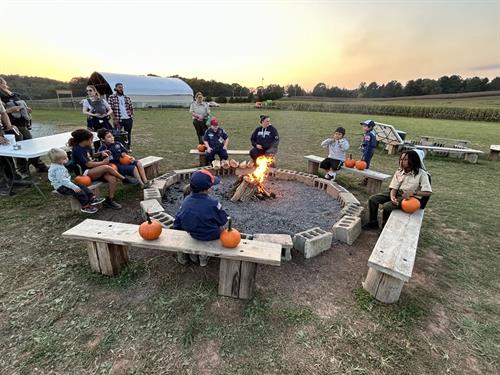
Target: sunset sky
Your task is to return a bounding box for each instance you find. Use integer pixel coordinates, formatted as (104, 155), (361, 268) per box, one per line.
(2, 0), (499, 90)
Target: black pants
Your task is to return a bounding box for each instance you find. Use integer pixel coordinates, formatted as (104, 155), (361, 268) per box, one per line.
(5, 126), (46, 173)
(118, 118), (133, 148)
(320, 158), (343, 171)
(57, 184), (94, 206)
(367, 192), (404, 226)
(87, 116), (112, 132)
(193, 119), (208, 144)
(249, 146), (277, 161)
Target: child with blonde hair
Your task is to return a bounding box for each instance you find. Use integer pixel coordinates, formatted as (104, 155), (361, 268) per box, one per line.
(48, 148), (105, 213)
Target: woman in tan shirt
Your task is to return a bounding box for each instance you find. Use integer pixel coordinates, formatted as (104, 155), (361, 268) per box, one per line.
(363, 150), (432, 229)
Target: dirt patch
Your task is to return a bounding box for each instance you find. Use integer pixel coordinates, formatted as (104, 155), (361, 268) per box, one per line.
(111, 358), (133, 374)
(85, 330), (103, 349)
(425, 305), (450, 336)
(192, 339), (221, 375)
(209, 298), (243, 321)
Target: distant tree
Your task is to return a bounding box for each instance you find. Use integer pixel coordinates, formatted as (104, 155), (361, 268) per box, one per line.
(364, 82), (381, 98)
(312, 82), (328, 96)
(286, 84), (305, 97)
(380, 80), (403, 97)
(438, 75), (464, 93)
(262, 84), (285, 100)
(487, 77), (500, 90)
(463, 76), (489, 92)
(69, 77), (88, 97)
(357, 82), (367, 97)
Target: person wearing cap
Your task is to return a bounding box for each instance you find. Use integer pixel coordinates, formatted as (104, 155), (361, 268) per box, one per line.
(189, 92), (210, 144)
(360, 120), (377, 169)
(249, 115), (279, 161)
(320, 127), (350, 180)
(203, 117), (229, 165)
(363, 150), (432, 230)
(173, 170), (229, 266)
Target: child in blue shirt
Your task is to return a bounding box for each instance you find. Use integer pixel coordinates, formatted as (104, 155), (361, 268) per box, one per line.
(203, 117), (229, 164)
(320, 126), (350, 180)
(173, 170), (229, 267)
(360, 120), (377, 168)
(97, 129), (150, 188)
(48, 148), (105, 213)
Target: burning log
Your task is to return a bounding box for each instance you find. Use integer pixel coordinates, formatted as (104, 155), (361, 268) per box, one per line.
(239, 161), (247, 168)
(229, 159), (239, 168)
(247, 160), (255, 168)
(231, 176), (257, 202)
(231, 156), (275, 202)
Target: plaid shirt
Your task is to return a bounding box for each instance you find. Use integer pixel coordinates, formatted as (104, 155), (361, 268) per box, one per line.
(107, 94), (134, 121)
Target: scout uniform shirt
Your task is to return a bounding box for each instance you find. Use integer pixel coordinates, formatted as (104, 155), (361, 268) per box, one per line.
(389, 168), (432, 196)
(203, 127), (228, 150)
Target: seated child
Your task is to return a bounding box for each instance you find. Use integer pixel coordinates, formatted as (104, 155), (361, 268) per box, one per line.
(97, 129), (150, 188)
(173, 170), (229, 267)
(203, 117), (229, 164)
(320, 126), (349, 180)
(69, 128), (126, 210)
(48, 148), (105, 213)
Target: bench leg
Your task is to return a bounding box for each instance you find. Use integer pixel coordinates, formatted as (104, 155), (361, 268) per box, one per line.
(69, 197), (81, 212)
(464, 153), (478, 163)
(307, 161), (319, 175)
(282, 247), (292, 261)
(386, 144), (398, 155)
(145, 163), (160, 179)
(199, 154), (207, 167)
(366, 179), (382, 195)
(86, 241), (129, 276)
(218, 259), (257, 299)
(362, 267), (404, 304)
(489, 150), (499, 161)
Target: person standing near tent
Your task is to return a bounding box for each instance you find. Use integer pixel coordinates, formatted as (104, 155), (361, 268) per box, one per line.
(82, 85), (113, 131)
(108, 83), (134, 150)
(189, 92), (210, 144)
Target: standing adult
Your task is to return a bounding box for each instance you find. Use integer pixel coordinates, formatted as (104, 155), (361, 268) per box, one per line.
(107, 83), (134, 150)
(82, 85), (113, 131)
(249, 115), (279, 160)
(0, 77), (48, 175)
(189, 92), (210, 144)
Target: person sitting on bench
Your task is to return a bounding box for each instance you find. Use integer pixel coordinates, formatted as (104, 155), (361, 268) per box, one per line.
(173, 170), (229, 267)
(203, 117), (229, 165)
(249, 115), (279, 161)
(320, 126), (350, 181)
(363, 150), (432, 230)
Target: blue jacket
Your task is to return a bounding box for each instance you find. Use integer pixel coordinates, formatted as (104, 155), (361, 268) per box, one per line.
(173, 193), (229, 241)
(250, 125), (279, 150)
(203, 127), (228, 150)
(362, 130), (377, 151)
(98, 141), (127, 164)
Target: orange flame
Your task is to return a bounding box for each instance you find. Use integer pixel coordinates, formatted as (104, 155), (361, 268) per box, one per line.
(247, 156), (274, 186)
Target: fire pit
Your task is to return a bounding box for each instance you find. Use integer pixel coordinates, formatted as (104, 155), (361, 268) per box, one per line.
(231, 156), (276, 202)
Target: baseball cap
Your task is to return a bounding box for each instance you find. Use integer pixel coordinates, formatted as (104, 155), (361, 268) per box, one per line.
(210, 117), (219, 126)
(360, 119), (376, 128)
(190, 170), (220, 192)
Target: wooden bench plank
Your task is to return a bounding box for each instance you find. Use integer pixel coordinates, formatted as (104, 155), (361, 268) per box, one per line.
(139, 156), (163, 167)
(190, 149), (249, 155)
(62, 219), (281, 266)
(489, 145), (500, 161)
(304, 155), (391, 181)
(367, 209), (424, 282)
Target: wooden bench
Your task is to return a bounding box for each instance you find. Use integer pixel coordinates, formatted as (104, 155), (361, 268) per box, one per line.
(419, 135), (469, 148)
(362, 209), (424, 303)
(489, 145), (500, 161)
(57, 156), (163, 212)
(304, 155), (391, 194)
(62, 219), (281, 299)
(408, 145), (483, 163)
(190, 149), (249, 167)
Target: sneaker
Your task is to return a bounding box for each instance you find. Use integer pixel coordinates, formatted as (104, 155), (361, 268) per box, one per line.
(324, 174), (332, 180)
(199, 255), (209, 267)
(81, 206), (98, 214)
(143, 181), (152, 189)
(176, 252), (189, 265)
(90, 197), (106, 206)
(103, 197), (122, 210)
(362, 222), (379, 230)
(189, 254), (199, 264)
(123, 176), (140, 185)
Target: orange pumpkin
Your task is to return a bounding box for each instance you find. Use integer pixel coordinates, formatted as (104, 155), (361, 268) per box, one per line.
(197, 144), (207, 152)
(344, 154), (356, 168)
(120, 154), (133, 165)
(109, 163), (118, 171)
(74, 175), (92, 186)
(355, 160), (367, 170)
(139, 212), (163, 240)
(220, 217), (241, 248)
(401, 197), (421, 214)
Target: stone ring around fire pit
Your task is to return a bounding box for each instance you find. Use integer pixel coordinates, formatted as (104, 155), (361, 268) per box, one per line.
(140, 162), (365, 261)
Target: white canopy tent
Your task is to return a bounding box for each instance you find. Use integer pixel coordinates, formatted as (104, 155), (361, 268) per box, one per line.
(88, 72), (193, 108)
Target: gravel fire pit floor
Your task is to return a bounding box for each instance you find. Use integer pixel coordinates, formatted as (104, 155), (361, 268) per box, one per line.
(162, 175), (341, 235)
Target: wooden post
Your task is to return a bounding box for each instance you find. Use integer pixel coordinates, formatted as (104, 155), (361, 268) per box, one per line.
(199, 153), (207, 167)
(386, 144), (398, 155)
(86, 241), (129, 276)
(218, 259), (257, 299)
(69, 197), (81, 212)
(366, 178), (382, 195)
(489, 150), (499, 161)
(307, 160), (319, 175)
(362, 267), (404, 304)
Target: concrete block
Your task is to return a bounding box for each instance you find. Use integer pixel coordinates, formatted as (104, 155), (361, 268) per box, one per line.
(240, 233), (254, 240)
(314, 178), (331, 190)
(293, 227), (333, 259)
(325, 181), (347, 199)
(140, 199), (165, 219)
(294, 172), (317, 187)
(149, 178), (167, 195)
(254, 233), (293, 261)
(332, 215), (361, 245)
(150, 211), (175, 229)
(338, 203), (364, 220)
(274, 169), (297, 181)
(337, 191), (360, 207)
(156, 172), (179, 187)
(143, 188), (162, 204)
(173, 168), (199, 181)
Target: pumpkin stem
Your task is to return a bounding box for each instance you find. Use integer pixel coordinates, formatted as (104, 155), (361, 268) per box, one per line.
(227, 216), (232, 231)
(146, 211), (152, 224)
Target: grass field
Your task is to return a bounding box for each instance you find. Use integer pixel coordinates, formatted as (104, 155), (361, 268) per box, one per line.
(1, 108), (499, 374)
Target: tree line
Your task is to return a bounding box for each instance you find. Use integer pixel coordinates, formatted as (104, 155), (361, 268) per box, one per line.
(2, 73), (499, 101)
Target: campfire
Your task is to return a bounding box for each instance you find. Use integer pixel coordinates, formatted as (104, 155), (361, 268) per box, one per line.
(231, 156), (276, 202)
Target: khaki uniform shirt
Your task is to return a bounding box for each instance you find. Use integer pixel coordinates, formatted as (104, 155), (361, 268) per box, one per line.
(389, 168), (432, 194)
(189, 101), (210, 118)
